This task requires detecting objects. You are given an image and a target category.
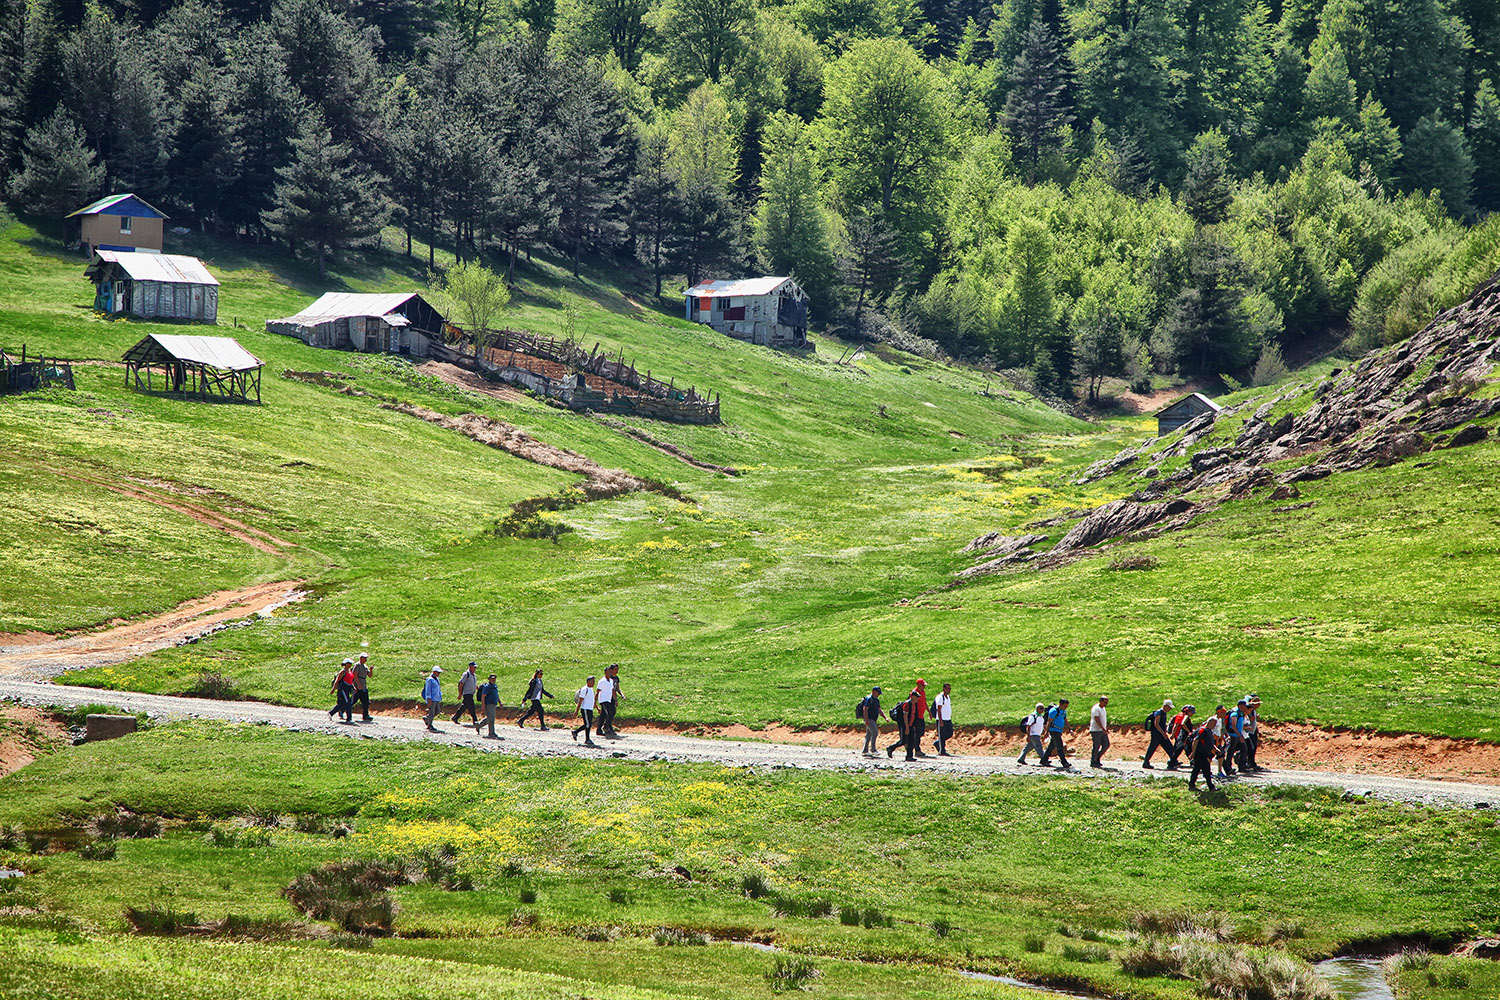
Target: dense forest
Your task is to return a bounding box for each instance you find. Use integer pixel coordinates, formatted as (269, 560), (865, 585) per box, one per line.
(3, 0), (1500, 394)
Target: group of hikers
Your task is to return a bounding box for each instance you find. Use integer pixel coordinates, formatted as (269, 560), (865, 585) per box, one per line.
(329, 657), (1265, 788)
(327, 656), (626, 746)
(862, 682), (1267, 789)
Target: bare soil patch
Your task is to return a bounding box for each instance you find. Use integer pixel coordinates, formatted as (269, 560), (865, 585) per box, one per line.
(415, 361), (527, 403)
(0, 705), (69, 778)
(0, 581), (305, 676)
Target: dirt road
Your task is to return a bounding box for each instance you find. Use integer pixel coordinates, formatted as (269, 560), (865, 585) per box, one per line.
(2, 678), (1494, 809)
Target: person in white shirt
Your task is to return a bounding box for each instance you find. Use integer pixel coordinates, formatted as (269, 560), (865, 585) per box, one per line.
(1088, 695), (1110, 768)
(1018, 702), (1047, 765)
(595, 668), (618, 739)
(932, 683), (955, 756)
(572, 676), (599, 747)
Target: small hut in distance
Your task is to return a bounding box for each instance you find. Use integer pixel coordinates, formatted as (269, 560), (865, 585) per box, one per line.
(85, 251), (220, 323)
(67, 193), (168, 254)
(1155, 391), (1222, 436)
(123, 333), (263, 403)
(266, 292), (446, 356)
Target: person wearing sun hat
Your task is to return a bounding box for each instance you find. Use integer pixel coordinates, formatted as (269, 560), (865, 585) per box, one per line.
(423, 666), (444, 732)
(1244, 695), (1263, 770)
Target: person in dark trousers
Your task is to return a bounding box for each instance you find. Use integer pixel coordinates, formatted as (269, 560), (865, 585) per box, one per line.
(1039, 698), (1071, 768)
(1169, 705), (1196, 762)
(328, 660), (355, 723)
(909, 679), (929, 758)
(1019, 702), (1047, 765)
(607, 664), (625, 734)
(932, 682), (954, 756)
(1142, 698), (1178, 769)
(1088, 695), (1110, 768)
(452, 662), (480, 726)
(595, 666), (617, 738)
(573, 675), (599, 746)
(478, 673), (503, 738)
(885, 692), (912, 759)
(1244, 695), (1263, 770)
(1188, 714), (1219, 791)
(516, 669), (554, 729)
(352, 653), (374, 722)
(423, 666), (443, 732)
(860, 686), (887, 757)
(889, 693), (920, 760)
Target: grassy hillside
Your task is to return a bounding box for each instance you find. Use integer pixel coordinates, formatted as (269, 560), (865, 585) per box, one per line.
(1, 723), (1496, 1000)
(5, 212), (1500, 740)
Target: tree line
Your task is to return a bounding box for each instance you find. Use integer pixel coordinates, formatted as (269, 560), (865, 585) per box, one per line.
(2, 0), (1498, 396)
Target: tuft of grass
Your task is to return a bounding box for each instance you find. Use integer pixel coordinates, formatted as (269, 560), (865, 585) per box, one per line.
(1061, 942), (1111, 963)
(518, 887), (537, 904)
(282, 860), (405, 934)
(78, 839), (117, 861)
(24, 831), (51, 854)
(0, 824), (19, 851)
(571, 925), (619, 942)
(741, 873), (771, 899)
(1021, 933), (1046, 953)
(214, 914), (298, 940)
(1108, 554), (1159, 571)
(652, 926), (709, 946)
(94, 811), (162, 840)
(124, 902), (199, 935)
(1119, 936), (1332, 999)
(837, 906), (860, 926)
(932, 917), (952, 938)
(765, 955), (820, 993)
(184, 670), (243, 701)
(606, 887), (633, 905)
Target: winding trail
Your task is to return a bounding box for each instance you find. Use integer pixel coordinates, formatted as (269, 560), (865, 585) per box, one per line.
(0, 678), (1494, 809)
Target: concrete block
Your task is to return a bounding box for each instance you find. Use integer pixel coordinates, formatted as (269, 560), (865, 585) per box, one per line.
(85, 714), (137, 742)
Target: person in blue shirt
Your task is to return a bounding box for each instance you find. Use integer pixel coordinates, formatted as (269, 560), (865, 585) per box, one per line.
(478, 673), (503, 738)
(1039, 698), (1072, 769)
(423, 666), (444, 732)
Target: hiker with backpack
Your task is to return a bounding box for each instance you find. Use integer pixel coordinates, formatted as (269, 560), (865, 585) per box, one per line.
(858, 686), (887, 757)
(1018, 703), (1048, 765)
(516, 669), (554, 730)
(932, 682), (954, 756)
(328, 659), (356, 723)
(885, 692), (919, 761)
(1213, 706), (1233, 778)
(1039, 698), (1071, 768)
(1142, 699), (1179, 769)
(451, 662), (480, 727)
(1169, 705), (1196, 761)
(1188, 713), (1219, 791)
(1244, 695), (1262, 770)
(1088, 695), (1110, 768)
(478, 673), (503, 738)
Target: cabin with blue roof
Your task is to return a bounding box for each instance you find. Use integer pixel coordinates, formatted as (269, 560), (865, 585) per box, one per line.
(67, 193), (167, 255)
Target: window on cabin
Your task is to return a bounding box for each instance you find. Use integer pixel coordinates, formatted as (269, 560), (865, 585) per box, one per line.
(119, 216), (132, 234)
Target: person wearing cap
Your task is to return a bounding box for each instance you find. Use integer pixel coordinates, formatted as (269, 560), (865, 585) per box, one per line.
(422, 667), (444, 732)
(910, 679), (930, 758)
(1169, 705), (1196, 761)
(1188, 712), (1219, 791)
(573, 675), (599, 746)
(1018, 702), (1048, 765)
(596, 666), (618, 739)
(328, 659), (356, 723)
(887, 691), (921, 761)
(452, 662), (481, 727)
(1088, 695), (1110, 768)
(1143, 698), (1178, 769)
(478, 673), (503, 738)
(932, 682), (955, 756)
(1213, 705), (1233, 778)
(859, 686), (887, 757)
(1244, 696), (1263, 770)
(516, 669), (555, 729)
(1226, 700), (1250, 774)
(352, 653), (374, 722)
(1040, 698), (1071, 768)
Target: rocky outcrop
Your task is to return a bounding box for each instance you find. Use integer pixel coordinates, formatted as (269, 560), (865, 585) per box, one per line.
(1050, 498), (1196, 554)
(956, 533), (1049, 580)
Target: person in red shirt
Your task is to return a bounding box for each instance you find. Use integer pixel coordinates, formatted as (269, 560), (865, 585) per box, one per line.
(328, 659), (356, 723)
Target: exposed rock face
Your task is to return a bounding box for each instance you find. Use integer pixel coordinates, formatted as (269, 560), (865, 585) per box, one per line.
(956, 268), (1500, 583)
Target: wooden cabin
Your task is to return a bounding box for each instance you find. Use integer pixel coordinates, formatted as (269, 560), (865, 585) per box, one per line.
(122, 334), (262, 403)
(684, 276), (809, 348)
(1156, 392), (1222, 435)
(67, 193), (168, 254)
(85, 251), (220, 323)
(266, 292), (446, 356)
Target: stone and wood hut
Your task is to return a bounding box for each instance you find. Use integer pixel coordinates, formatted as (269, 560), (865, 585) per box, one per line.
(122, 333), (263, 403)
(266, 292), (446, 356)
(1156, 391), (1222, 435)
(85, 251), (220, 323)
(67, 193), (168, 254)
(684, 277), (809, 348)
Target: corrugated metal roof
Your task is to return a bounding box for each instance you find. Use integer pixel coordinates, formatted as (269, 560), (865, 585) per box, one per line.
(91, 250), (218, 285)
(270, 292), (422, 326)
(133, 334), (262, 372)
(685, 277), (793, 298)
(67, 193), (168, 219)
(1156, 391), (1222, 415)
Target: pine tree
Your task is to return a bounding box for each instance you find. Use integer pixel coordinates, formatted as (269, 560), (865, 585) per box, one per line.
(1399, 115), (1473, 218)
(261, 113), (389, 277)
(170, 62), (241, 232)
(1346, 93), (1400, 188)
(1000, 16), (1073, 183)
(226, 22), (304, 239)
(1162, 228), (1258, 376)
(6, 107), (102, 217)
(626, 122), (682, 298)
(667, 83), (740, 287)
(1181, 129), (1232, 226)
(1468, 79), (1500, 214)
(0, 0), (25, 179)
(995, 217), (1061, 376)
(1302, 42), (1356, 127)
(753, 110), (837, 315)
(840, 210), (899, 336)
(490, 151), (556, 285)
(552, 59), (626, 278)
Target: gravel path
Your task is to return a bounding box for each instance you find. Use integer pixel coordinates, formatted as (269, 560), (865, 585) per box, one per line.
(3, 678), (1495, 809)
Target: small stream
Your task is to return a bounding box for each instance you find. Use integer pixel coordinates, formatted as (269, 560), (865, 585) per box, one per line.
(1315, 957), (1394, 1000)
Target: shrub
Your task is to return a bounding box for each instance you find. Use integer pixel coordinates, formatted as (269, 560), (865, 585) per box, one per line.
(125, 902), (199, 935)
(766, 955), (820, 993)
(0, 825), (18, 851)
(862, 907), (891, 929)
(654, 927), (709, 946)
(292, 814), (330, 834)
(607, 887), (633, 905)
(282, 860), (405, 934)
(94, 811), (162, 840)
(24, 831), (51, 855)
(1062, 943), (1111, 963)
(932, 918), (952, 938)
(1022, 934), (1046, 953)
(838, 907), (860, 926)
(1108, 554), (1159, 571)
(79, 839), (117, 861)
(741, 873), (771, 899)
(185, 670), (242, 701)
(1251, 342), (1288, 386)
(571, 925), (619, 941)
(1383, 949), (1431, 979)
(518, 888), (537, 904)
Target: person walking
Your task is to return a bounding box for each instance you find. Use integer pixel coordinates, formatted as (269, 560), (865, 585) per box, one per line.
(516, 669), (554, 729)
(328, 659), (355, 722)
(909, 679), (929, 758)
(1018, 703), (1048, 765)
(1213, 706), (1233, 778)
(891, 693), (921, 760)
(859, 686), (887, 757)
(1142, 698), (1178, 769)
(422, 666), (444, 732)
(478, 673), (503, 738)
(596, 667), (617, 739)
(1227, 700), (1251, 773)
(352, 653), (374, 722)
(1169, 705), (1196, 762)
(607, 664), (625, 735)
(1089, 695), (1111, 768)
(573, 675), (599, 747)
(932, 683), (954, 756)
(1244, 695), (1263, 770)
(1039, 698), (1071, 768)
(452, 662), (480, 726)
(885, 691), (912, 759)
(1188, 713), (1219, 790)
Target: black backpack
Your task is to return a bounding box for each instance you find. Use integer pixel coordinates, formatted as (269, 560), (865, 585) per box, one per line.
(1146, 708), (1163, 730)
(856, 698), (868, 720)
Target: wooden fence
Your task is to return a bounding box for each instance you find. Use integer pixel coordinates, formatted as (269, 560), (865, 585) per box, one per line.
(0, 346), (74, 394)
